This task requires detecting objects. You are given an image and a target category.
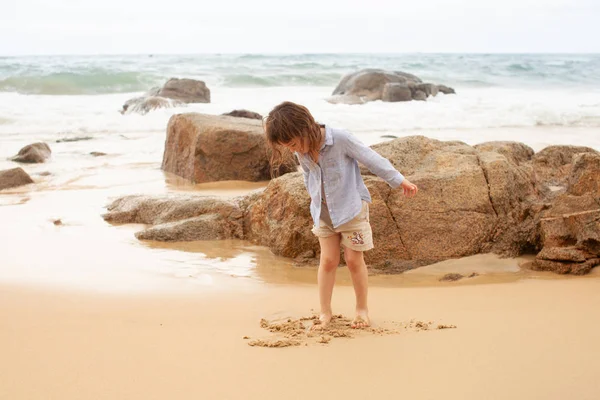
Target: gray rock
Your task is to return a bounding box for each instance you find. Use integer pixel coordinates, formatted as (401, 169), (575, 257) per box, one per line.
(121, 96), (184, 115)
(332, 69), (454, 104)
(157, 78), (210, 103)
(222, 109), (263, 120)
(437, 85), (456, 94)
(11, 142), (51, 163)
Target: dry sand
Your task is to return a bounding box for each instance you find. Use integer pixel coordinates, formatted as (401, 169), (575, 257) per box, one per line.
(2, 277), (600, 400)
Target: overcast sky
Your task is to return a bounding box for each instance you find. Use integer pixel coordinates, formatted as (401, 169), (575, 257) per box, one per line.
(3, 0), (599, 55)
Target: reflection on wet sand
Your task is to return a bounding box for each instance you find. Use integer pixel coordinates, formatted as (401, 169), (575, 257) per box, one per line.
(1, 137), (597, 293)
(163, 173), (268, 195)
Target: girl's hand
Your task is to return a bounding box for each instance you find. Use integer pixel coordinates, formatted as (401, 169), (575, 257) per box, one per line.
(400, 179), (418, 197)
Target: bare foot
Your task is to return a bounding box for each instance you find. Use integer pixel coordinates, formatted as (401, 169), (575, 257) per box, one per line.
(311, 313), (332, 331)
(351, 310), (370, 329)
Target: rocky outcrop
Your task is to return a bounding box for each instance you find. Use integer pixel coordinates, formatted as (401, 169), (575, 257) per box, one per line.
(105, 137), (600, 275)
(103, 195), (244, 241)
(531, 151), (600, 274)
(222, 109), (263, 120)
(0, 167), (34, 190)
(532, 145), (598, 197)
(161, 113), (296, 183)
(10, 143), (51, 163)
(328, 69), (455, 104)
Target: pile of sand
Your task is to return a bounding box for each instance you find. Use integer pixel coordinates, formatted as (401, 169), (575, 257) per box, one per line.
(246, 315), (457, 348)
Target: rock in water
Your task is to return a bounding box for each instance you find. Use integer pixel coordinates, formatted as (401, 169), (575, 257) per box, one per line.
(11, 142), (51, 163)
(330, 69), (455, 104)
(157, 78), (210, 103)
(121, 96), (184, 115)
(0, 168), (34, 190)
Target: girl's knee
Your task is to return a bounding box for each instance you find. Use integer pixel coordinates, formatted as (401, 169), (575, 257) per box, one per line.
(344, 249), (364, 271)
(319, 256), (339, 271)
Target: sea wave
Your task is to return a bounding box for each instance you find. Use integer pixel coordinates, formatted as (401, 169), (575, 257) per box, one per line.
(0, 53), (598, 95)
(0, 71), (163, 95)
(222, 73), (342, 87)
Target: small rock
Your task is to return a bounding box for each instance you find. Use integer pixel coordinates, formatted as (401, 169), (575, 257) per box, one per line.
(121, 96), (184, 115)
(222, 109), (263, 120)
(0, 167), (34, 190)
(90, 152), (107, 157)
(56, 136), (93, 143)
(11, 142), (51, 163)
(437, 324), (457, 329)
(439, 273), (464, 282)
(437, 85), (456, 94)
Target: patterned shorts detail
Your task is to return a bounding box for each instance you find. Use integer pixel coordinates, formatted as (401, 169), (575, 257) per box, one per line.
(312, 201), (374, 251)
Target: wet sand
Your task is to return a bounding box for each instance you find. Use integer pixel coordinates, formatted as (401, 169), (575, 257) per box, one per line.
(2, 278), (600, 400)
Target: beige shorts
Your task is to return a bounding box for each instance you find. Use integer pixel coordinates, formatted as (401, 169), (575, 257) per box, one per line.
(312, 201), (374, 252)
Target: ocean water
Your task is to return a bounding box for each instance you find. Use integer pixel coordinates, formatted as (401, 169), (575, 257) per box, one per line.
(1, 54), (599, 153)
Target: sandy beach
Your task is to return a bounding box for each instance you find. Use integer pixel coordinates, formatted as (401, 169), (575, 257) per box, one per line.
(2, 274), (600, 400)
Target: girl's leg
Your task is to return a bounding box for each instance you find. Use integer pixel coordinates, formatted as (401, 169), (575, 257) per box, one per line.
(313, 234), (341, 329)
(343, 247), (370, 328)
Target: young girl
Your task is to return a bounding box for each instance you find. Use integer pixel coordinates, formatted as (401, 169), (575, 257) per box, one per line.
(264, 101), (418, 329)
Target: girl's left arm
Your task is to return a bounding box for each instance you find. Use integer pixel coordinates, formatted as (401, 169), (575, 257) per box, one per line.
(342, 132), (405, 188)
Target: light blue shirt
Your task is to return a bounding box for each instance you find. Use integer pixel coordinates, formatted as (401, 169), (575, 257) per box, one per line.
(296, 126), (405, 228)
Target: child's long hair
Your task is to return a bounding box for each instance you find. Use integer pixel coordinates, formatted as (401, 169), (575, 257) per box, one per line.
(263, 101), (323, 177)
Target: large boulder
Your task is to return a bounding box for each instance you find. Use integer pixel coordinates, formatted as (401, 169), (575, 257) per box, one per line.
(328, 69), (455, 104)
(161, 113), (296, 183)
(0, 167), (34, 190)
(157, 78), (210, 103)
(365, 137), (496, 262)
(11, 142), (51, 163)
